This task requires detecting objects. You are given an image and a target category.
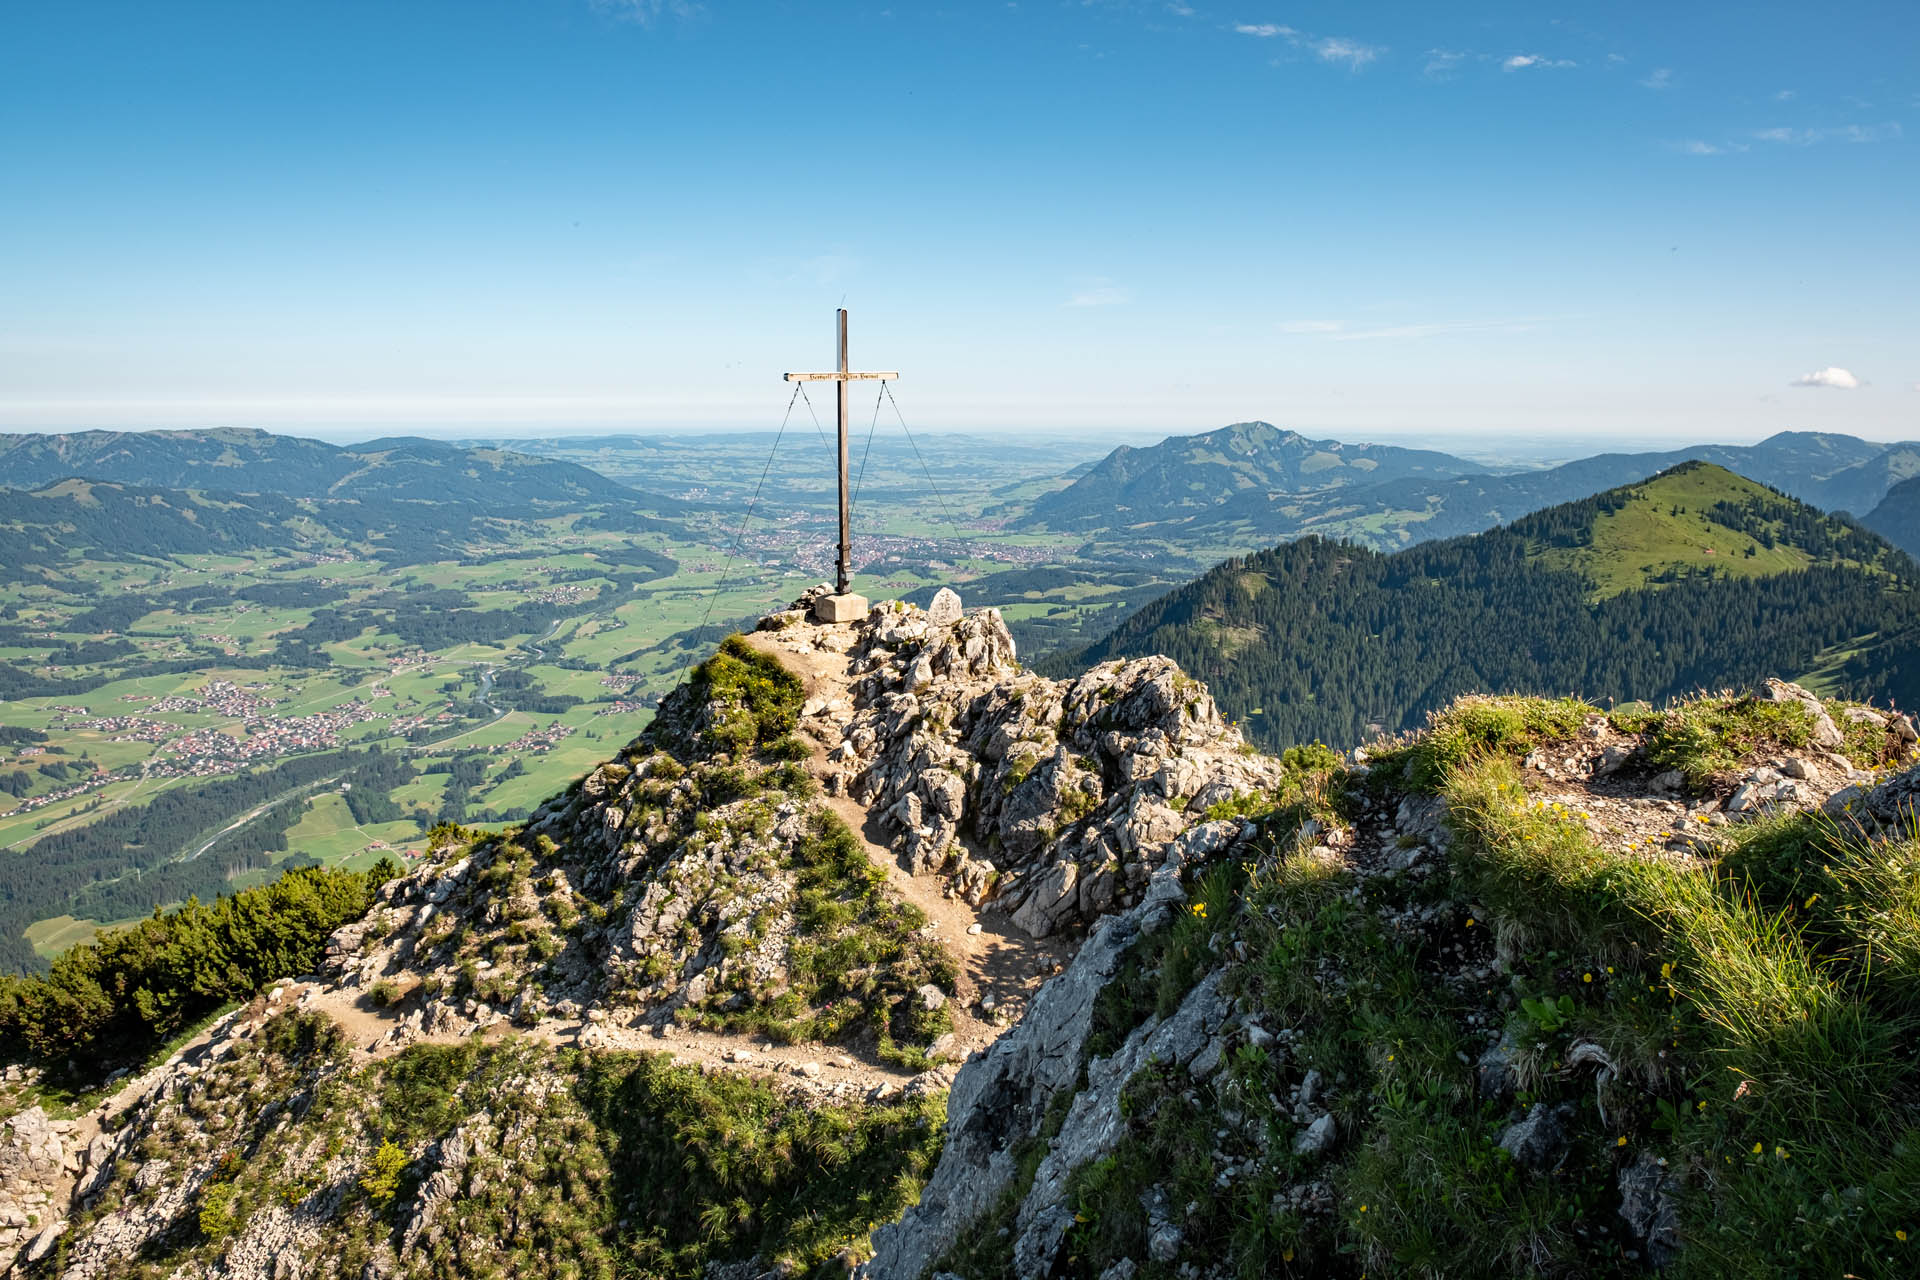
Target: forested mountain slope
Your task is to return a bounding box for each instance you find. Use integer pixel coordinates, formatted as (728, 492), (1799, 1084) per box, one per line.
(1055, 463), (1920, 748)
(1865, 475), (1920, 559)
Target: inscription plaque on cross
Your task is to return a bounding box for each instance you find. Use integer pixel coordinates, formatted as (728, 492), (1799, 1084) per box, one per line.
(784, 308), (898, 622)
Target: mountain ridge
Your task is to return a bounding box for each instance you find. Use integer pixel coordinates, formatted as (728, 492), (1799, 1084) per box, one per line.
(1013, 421), (1488, 531)
(1053, 462), (1920, 748)
(1019, 423), (1920, 554)
(0, 427), (671, 510)
(6, 597), (1920, 1277)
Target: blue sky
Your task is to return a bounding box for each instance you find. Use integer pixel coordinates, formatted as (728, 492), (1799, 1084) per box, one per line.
(2, 1), (1915, 441)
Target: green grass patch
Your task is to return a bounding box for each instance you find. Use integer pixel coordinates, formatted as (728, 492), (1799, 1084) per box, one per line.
(1369, 695), (1599, 793)
(578, 1049), (944, 1276)
(680, 808), (957, 1069)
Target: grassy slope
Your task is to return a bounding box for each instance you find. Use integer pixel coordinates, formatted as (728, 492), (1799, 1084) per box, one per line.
(1010, 693), (1920, 1280)
(1533, 465), (1819, 598)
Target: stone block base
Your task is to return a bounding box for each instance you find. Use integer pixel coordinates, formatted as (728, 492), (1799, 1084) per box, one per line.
(813, 592), (870, 624)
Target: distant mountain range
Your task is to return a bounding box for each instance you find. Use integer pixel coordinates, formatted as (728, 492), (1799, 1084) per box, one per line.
(0, 427), (672, 510)
(1052, 463), (1920, 748)
(0, 429), (696, 573)
(1017, 423), (1920, 554)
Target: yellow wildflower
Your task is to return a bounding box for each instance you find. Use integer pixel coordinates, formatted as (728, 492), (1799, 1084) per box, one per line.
(1616, 1136), (1628, 1147)
(1752, 1142), (1764, 1154)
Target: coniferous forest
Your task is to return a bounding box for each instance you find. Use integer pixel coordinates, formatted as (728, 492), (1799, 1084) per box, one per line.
(1058, 467), (1920, 749)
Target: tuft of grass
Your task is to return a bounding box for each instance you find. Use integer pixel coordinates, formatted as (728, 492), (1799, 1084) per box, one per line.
(688, 635), (806, 757)
(1370, 696), (1598, 793)
(1444, 756), (1920, 1277)
(1640, 695), (1818, 786)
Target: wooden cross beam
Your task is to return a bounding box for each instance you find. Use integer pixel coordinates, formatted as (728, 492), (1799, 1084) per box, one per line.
(783, 308), (898, 598)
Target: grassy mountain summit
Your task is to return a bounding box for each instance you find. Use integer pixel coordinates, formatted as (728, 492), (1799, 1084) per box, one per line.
(1529, 462), (1900, 598)
(1054, 463), (1920, 749)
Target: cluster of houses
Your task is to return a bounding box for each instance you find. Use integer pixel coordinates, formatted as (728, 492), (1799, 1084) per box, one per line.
(484, 721), (573, 755)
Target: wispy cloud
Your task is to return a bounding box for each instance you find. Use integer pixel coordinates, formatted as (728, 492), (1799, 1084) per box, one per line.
(1640, 67), (1673, 89)
(1167, 1), (1196, 15)
(1423, 48), (1467, 78)
(1315, 37), (1381, 69)
(590, 0), (699, 24)
(1503, 54), (1576, 71)
(1279, 320), (1343, 334)
(1236, 22), (1380, 68)
(1790, 367), (1861, 390)
(1669, 139), (1729, 155)
(1755, 122), (1902, 145)
(1066, 279), (1130, 308)
(1773, 88), (1796, 102)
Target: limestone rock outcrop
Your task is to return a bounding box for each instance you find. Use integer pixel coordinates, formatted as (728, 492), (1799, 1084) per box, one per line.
(830, 602), (1285, 937)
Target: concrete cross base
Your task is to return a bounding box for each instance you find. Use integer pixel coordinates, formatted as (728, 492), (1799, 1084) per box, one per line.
(813, 592), (870, 624)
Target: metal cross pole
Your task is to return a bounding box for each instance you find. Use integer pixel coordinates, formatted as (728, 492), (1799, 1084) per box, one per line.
(783, 308), (898, 601)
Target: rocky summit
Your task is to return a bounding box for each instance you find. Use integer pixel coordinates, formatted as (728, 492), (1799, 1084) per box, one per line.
(5, 593), (1920, 1280)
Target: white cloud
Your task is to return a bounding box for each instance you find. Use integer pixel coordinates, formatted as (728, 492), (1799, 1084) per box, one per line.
(1066, 280), (1130, 308)
(1234, 23), (1295, 38)
(1757, 122), (1902, 145)
(1315, 37), (1381, 69)
(1167, 1), (1195, 15)
(1423, 48), (1467, 78)
(1671, 140), (1722, 155)
(1790, 367), (1861, 390)
(1773, 88), (1796, 102)
(1503, 54), (1575, 71)
(1641, 67), (1673, 89)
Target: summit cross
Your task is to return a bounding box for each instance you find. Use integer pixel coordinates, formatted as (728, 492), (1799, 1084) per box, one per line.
(784, 308), (898, 620)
